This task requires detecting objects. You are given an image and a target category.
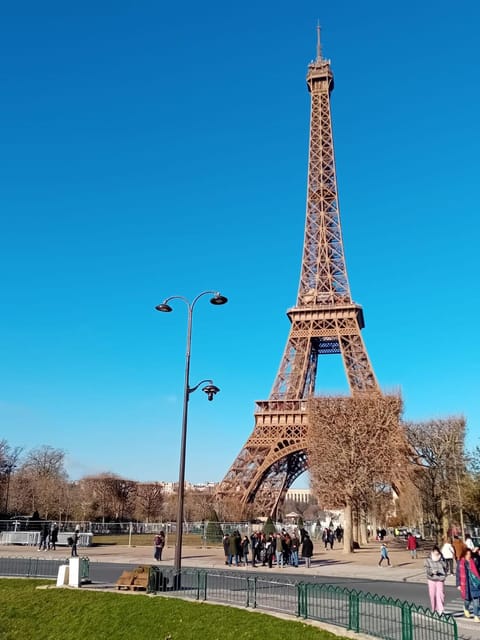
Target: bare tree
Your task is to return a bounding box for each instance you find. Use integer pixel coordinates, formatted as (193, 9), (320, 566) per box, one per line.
(308, 394), (406, 553)
(463, 446), (480, 527)
(134, 483), (164, 522)
(389, 480), (423, 532)
(109, 478), (137, 520)
(77, 473), (136, 521)
(23, 445), (67, 478)
(0, 440), (23, 513)
(405, 416), (466, 540)
(14, 445), (68, 518)
(184, 488), (215, 522)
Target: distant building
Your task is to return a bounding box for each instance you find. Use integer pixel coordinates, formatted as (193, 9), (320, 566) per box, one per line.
(141, 481), (217, 494)
(160, 482), (176, 494)
(285, 488), (314, 504)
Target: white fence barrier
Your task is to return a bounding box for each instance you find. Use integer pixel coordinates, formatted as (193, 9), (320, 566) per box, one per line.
(0, 531), (93, 547)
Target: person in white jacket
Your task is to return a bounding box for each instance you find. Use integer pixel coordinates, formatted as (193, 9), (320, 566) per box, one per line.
(441, 538), (455, 575)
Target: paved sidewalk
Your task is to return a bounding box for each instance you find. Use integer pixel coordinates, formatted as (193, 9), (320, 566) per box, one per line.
(0, 539), (442, 583)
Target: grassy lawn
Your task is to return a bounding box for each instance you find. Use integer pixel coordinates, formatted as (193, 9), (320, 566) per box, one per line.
(0, 579), (347, 640)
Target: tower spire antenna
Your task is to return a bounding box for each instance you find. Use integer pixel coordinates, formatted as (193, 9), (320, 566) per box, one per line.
(316, 22), (322, 61)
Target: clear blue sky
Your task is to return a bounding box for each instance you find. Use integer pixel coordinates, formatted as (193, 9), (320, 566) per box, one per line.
(1, 1), (478, 486)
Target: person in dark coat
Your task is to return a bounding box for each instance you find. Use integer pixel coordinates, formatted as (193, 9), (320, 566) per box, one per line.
(228, 531), (240, 566)
(71, 526), (80, 557)
(38, 523), (49, 551)
(241, 536), (250, 566)
(301, 534), (314, 568)
(327, 529), (335, 550)
(322, 528), (329, 549)
(49, 523), (59, 550)
(153, 531), (165, 561)
(290, 534), (300, 567)
(250, 532), (258, 567)
(258, 533), (267, 566)
(222, 534), (230, 565)
(457, 548), (480, 619)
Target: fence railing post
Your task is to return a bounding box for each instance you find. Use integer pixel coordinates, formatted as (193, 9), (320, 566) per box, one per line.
(348, 590), (360, 632)
(297, 582), (307, 618)
(201, 570), (207, 601)
(194, 570), (199, 600)
(246, 576), (257, 609)
(401, 602), (413, 640)
(28, 557), (36, 578)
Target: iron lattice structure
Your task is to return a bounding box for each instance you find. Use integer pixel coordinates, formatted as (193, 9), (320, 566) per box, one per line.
(217, 33), (379, 516)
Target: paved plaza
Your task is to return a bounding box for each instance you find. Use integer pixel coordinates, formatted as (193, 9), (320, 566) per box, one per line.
(0, 538), (459, 583)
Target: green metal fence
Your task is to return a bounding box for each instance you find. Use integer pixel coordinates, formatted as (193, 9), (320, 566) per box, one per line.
(299, 583), (458, 640)
(79, 557), (90, 581)
(0, 556), (67, 578)
(0, 556), (90, 582)
(152, 568), (457, 640)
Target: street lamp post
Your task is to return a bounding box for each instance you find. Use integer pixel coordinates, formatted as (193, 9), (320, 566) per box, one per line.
(3, 462), (14, 514)
(155, 290), (227, 583)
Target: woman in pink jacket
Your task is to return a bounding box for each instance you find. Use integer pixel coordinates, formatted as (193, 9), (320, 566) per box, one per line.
(424, 545), (447, 613)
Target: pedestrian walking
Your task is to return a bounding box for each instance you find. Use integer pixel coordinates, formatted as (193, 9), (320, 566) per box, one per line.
(299, 527), (308, 543)
(49, 523), (59, 550)
(457, 548), (480, 620)
(441, 538), (455, 575)
(378, 542), (391, 566)
(241, 536), (250, 566)
(153, 531), (165, 561)
(327, 529), (335, 550)
(465, 534), (476, 552)
(71, 526), (80, 557)
(301, 533), (313, 568)
(425, 545), (447, 614)
(38, 523), (49, 551)
(228, 531), (240, 566)
(250, 532), (258, 567)
(259, 534), (268, 566)
(222, 534), (230, 565)
(322, 528), (329, 549)
(407, 533), (418, 559)
(290, 534), (299, 567)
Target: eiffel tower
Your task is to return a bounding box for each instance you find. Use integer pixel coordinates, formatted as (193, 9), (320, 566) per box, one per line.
(217, 29), (379, 517)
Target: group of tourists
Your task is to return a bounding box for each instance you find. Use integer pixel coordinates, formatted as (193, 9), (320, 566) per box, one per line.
(38, 522), (59, 551)
(424, 534), (480, 617)
(222, 528), (314, 568)
(38, 522), (80, 557)
(322, 526), (343, 549)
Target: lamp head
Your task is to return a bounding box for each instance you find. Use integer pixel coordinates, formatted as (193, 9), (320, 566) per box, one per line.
(202, 384), (220, 401)
(210, 293), (228, 306)
(155, 303), (173, 313)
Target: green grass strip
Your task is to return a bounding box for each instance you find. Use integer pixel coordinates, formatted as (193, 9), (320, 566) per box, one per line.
(0, 579), (347, 640)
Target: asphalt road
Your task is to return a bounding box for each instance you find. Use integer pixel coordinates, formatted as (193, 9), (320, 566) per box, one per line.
(89, 561), (463, 613)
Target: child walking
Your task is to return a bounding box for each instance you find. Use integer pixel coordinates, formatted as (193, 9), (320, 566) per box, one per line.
(379, 542), (391, 566)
